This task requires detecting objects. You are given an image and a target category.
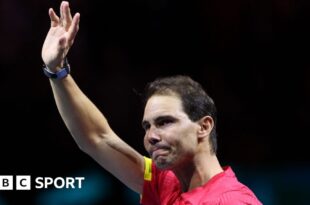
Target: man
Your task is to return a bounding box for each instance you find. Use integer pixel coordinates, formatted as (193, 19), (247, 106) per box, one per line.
(41, 1), (262, 204)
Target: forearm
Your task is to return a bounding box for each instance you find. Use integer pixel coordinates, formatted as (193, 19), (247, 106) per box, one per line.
(49, 74), (144, 193)
(50, 74), (112, 152)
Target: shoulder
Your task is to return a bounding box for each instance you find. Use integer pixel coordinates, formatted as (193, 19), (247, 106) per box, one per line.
(202, 167), (262, 205)
(215, 191), (263, 205)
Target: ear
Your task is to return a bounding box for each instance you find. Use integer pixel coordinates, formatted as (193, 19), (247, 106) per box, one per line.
(197, 116), (214, 139)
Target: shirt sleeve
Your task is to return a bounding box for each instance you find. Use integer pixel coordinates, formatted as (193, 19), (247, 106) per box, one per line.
(140, 157), (160, 205)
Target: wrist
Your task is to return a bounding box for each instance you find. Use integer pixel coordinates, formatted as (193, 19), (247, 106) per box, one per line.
(43, 58), (71, 79)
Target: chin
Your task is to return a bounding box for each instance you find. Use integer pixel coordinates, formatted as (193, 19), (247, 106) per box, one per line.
(154, 159), (174, 170)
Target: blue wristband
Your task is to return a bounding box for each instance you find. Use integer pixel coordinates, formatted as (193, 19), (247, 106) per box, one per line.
(43, 58), (70, 79)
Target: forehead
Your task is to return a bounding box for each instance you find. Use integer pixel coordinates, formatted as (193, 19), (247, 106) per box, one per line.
(143, 95), (186, 121)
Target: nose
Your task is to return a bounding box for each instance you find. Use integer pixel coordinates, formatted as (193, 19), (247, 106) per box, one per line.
(146, 127), (161, 145)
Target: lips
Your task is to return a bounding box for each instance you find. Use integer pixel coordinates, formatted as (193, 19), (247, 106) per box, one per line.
(153, 149), (169, 159)
(150, 146), (170, 160)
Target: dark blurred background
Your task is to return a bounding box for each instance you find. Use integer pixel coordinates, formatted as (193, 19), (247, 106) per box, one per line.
(0, 0), (309, 204)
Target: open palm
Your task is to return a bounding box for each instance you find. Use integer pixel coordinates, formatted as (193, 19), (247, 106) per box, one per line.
(41, 1), (80, 71)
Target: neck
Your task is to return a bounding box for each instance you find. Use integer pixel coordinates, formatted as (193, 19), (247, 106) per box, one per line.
(173, 152), (223, 192)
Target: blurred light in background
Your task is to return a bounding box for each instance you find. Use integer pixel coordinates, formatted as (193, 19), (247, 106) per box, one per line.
(122, 186), (140, 205)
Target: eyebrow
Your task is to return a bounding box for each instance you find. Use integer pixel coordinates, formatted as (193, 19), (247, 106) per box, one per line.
(142, 115), (177, 129)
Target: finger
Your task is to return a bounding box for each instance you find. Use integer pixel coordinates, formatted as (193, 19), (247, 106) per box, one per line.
(60, 1), (72, 30)
(60, 1), (66, 27)
(67, 13), (80, 46)
(49, 8), (60, 27)
(63, 2), (73, 30)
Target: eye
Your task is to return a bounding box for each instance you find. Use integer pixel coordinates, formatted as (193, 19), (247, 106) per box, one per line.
(156, 118), (175, 128)
(158, 120), (170, 126)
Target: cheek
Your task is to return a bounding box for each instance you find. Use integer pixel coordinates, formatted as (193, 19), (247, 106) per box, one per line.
(178, 128), (198, 149)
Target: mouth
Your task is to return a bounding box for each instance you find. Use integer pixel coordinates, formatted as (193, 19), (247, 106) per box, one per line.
(151, 147), (170, 160)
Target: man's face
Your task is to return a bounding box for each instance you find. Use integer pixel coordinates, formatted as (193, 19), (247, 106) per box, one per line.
(142, 95), (200, 170)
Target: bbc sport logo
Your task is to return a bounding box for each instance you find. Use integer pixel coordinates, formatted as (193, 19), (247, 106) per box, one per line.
(0, 175), (85, 190)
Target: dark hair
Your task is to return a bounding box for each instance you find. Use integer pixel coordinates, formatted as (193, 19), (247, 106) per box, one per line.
(144, 75), (218, 154)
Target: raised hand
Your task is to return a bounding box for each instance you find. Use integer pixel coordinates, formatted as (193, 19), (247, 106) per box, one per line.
(41, 1), (80, 71)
